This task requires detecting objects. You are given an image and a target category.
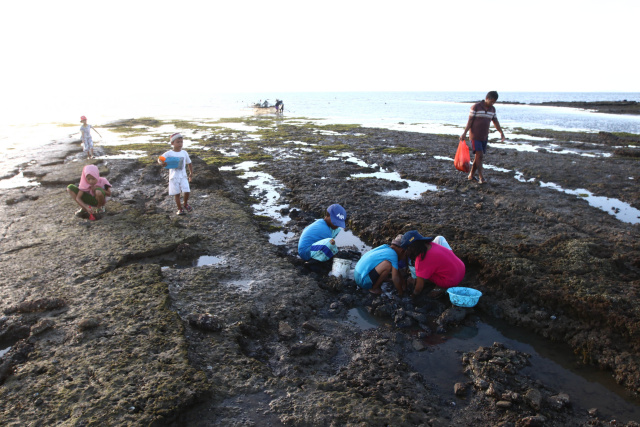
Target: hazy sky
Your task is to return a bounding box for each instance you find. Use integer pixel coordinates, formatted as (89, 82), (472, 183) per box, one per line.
(2, 0), (639, 98)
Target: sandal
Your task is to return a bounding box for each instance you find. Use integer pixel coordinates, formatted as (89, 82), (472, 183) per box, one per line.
(177, 208), (186, 216)
(184, 203), (193, 212)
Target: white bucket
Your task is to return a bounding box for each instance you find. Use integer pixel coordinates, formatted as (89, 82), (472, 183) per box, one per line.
(330, 258), (351, 278)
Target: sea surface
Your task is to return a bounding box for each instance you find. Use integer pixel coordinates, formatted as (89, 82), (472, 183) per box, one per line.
(1, 91), (639, 174)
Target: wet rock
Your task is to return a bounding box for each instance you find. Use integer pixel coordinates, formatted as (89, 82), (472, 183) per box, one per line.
(412, 340), (426, 351)
(533, 310), (548, 321)
(77, 317), (100, 331)
(437, 306), (467, 327)
(4, 298), (66, 314)
(0, 340), (34, 385)
(546, 392), (570, 410)
(373, 304), (393, 318)
(395, 317), (414, 329)
(496, 400), (512, 409)
(588, 408), (598, 417)
(288, 208), (300, 219)
(454, 382), (468, 396)
(406, 311), (427, 323)
(486, 382), (504, 398)
(475, 378), (489, 390)
(187, 313), (223, 332)
(290, 341), (316, 356)
(329, 302), (343, 311)
(302, 321), (320, 332)
(524, 388), (543, 410)
(278, 321), (296, 340)
(175, 243), (193, 259)
(516, 415), (546, 427)
(30, 319), (55, 335)
(325, 276), (344, 292)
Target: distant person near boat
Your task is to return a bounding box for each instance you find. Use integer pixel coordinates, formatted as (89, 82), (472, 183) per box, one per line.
(79, 116), (102, 159)
(275, 99), (284, 113)
(250, 99), (284, 114)
(460, 91), (505, 184)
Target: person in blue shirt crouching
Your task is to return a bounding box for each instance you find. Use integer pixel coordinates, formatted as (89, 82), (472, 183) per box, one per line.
(354, 235), (407, 295)
(297, 204), (347, 263)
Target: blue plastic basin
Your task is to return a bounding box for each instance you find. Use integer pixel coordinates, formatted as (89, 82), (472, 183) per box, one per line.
(446, 287), (482, 308)
(164, 157), (181, 169)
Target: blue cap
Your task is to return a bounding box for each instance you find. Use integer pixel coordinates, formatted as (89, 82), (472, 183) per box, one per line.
(327, 204), (347, 228)
(400, 230), (434, 249)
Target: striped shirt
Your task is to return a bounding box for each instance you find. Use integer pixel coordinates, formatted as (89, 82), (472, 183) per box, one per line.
(469, 101), (497, 141)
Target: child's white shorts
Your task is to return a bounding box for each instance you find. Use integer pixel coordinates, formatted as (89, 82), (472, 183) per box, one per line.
(168, 177), (190, 196)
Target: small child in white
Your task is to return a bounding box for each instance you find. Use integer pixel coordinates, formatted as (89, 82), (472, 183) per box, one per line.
(159, 133), (194, 215)
(79, 115), (102, 159)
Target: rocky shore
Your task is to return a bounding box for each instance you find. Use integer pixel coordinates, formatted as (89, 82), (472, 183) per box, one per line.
(0, 117), (639, 426)
(502, 100), (640, 116)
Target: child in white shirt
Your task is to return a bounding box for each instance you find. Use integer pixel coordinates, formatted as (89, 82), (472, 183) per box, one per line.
(159, 133), (194, 215)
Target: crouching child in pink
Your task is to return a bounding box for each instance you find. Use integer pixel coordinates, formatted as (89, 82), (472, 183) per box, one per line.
(67, 164), (111, 220)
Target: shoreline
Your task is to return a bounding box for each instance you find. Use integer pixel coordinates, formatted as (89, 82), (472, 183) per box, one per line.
(498, 100), (640, 116)
(0, 117), (639, 425)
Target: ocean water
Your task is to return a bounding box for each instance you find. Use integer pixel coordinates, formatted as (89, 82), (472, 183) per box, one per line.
(1, 91), (639, 173)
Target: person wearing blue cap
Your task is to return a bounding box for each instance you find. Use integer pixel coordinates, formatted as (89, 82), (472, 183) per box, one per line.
(400, 230), (465, 298)
(354, 234), (407, 295)
(297, 204), (347, 262)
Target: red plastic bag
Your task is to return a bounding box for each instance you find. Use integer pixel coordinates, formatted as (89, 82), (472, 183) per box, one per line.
(454, 139), (471, 173)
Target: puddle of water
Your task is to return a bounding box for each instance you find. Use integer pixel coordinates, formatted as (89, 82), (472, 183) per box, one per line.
(334, 229), (372, 254)
(540, 181), (640, 224)
(406, 316), (640, 423)
(332, 152), (373, 168)
(491, 141), (611, 158)
(350, 170), (439, 199)
(0, 346), (11, 358)
(220, 161), (291, 224)
(0, 171), (40, 189)
(347, 307), (391, 330)
(196, 255), (226, 267)
(269, 230), (295, 245)
(432, 156), (637, 223)
(161, 255), (227, 270)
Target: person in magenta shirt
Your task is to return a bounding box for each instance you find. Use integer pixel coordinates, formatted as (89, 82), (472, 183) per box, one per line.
(400, 230), (465, 298)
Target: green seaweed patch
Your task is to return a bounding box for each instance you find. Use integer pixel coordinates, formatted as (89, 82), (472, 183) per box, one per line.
(382, 147), (420, 155)
(612, 131), (640, 138)
(201, 152), (272, 167)
(103, 117), (162, 128)
(314, 123), (361, 133)
(253, 214), (282, 232)
(318, 143), (352, 152)
(161, 119), (212, 131)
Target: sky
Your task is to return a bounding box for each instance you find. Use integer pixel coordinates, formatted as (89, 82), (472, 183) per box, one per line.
(1, 0), (639, 100)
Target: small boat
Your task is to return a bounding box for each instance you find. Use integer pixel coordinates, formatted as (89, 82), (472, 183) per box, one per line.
(248, 100), (284, 114)
(251, 104), (278, 114)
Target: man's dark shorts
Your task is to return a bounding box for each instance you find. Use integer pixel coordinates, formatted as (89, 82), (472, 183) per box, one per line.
(471, 140), (488, 154)
(368, 269), (381, 287)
